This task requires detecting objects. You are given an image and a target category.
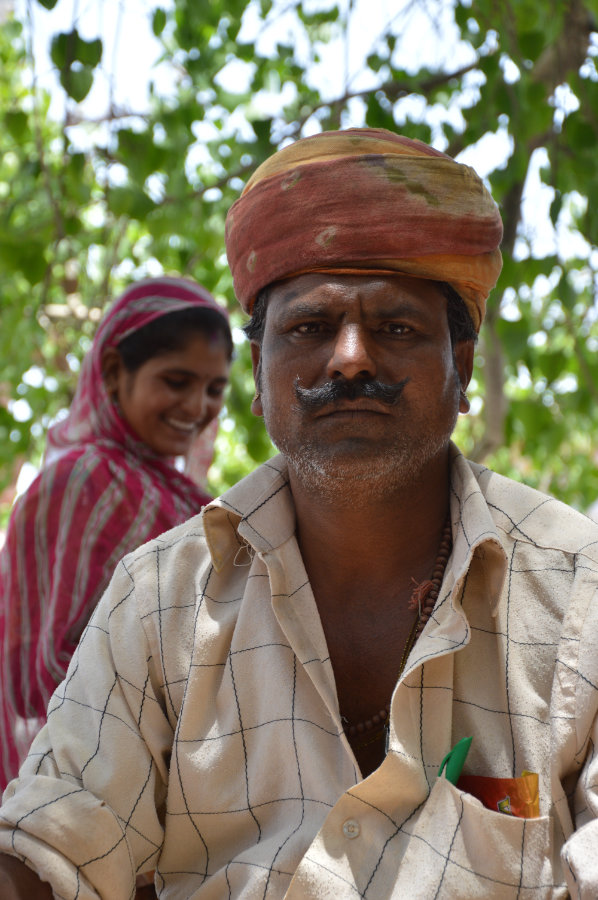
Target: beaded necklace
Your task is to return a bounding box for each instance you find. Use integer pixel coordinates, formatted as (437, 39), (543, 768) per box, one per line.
(342, 516), (453, 746)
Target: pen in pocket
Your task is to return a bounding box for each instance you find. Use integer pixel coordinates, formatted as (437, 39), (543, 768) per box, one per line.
(438, 735), (473, 784)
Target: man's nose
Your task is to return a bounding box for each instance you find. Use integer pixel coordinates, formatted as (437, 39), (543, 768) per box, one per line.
(326, 325), (376, 380)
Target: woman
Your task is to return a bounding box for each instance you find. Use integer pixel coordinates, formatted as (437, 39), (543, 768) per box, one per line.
(0, 276), (232, 788)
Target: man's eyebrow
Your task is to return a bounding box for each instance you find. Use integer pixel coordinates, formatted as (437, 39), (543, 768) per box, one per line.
(372, 301), (429, 319)
(279, 299), (430, 320)
(277, 301), (330, 320)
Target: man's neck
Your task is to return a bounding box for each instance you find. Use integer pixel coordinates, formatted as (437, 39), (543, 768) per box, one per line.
(287, 453), (452, 598)
(286, 452), (454, 777)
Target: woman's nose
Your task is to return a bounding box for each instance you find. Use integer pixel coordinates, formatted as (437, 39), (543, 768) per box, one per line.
(180, 387), (207, 421)
(326, 325), (376, 380)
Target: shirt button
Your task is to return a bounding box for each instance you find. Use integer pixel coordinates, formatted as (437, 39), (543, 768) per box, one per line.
(342, 818), (360, 839)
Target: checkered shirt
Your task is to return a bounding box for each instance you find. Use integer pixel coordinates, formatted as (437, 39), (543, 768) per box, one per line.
(1, 445), (598, 899)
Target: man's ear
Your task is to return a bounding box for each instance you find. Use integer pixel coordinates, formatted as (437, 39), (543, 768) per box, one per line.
(100, 346), (123, 400)
(250, 342), (263, 417)
(454, 340), (474, 414)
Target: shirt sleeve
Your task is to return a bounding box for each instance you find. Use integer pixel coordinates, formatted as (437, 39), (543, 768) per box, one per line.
(561, 577), (598, 898)
(0, 554), (173, 900)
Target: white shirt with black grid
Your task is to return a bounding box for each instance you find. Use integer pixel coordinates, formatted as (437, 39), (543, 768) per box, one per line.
(1, 445), (598, 899)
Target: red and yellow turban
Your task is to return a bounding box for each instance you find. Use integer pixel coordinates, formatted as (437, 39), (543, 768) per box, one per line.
(225, 127), (503, 332)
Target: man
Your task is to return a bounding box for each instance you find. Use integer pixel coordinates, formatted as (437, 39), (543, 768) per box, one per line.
(1, 128), (598, 899)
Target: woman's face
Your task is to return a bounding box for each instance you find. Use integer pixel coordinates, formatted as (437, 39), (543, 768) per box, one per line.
(110, 332), (230, 457)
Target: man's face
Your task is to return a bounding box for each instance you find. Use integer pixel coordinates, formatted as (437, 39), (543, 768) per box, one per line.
(250, 272), (473, 497)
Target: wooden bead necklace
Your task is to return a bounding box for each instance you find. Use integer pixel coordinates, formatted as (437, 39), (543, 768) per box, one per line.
(342, 516), (453, 745)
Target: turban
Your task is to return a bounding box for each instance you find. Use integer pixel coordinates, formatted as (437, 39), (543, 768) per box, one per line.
(225, 128), (503, 332)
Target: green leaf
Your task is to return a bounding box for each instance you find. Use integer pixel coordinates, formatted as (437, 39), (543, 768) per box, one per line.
(152, 8), (167, 36)
(538, 350), (568, 383)
(35, 0), (60, 8)
(50, 32), (71, 69)
(75, 36), (102, 68)
(59, 65), (94, 102)
(250, 117), (273, 155)
(50, 30), (101, 71)
(365, 93), (398, 131)
(0, 239), (47, 284)
(518, 29), (545, 61)
(549, 192), (562, 226)
(107, 186), (156, 220)
(566, 115), (597, 150)
(366, 53), (386, 73)
(63, 214), (84, 235)
(4, 109), (28, 140)
(584, 202), (598, 245)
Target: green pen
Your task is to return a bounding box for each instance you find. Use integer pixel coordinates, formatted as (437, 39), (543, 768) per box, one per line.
(438, 736), (473, 785)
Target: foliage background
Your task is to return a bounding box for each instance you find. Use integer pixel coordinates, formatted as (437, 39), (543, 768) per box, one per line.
(1, 0), (598, 521)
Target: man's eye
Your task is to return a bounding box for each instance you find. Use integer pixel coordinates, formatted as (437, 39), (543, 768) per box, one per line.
(164, 377), (187, 389)
(383, 323), (412, 335)
(293, 322), (324, 334)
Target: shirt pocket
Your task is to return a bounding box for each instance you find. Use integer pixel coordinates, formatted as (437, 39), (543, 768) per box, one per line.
(391, 776), (563, 899)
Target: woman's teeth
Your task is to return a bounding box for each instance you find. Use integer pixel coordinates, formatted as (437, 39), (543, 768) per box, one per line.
(165, 418), (195, 432)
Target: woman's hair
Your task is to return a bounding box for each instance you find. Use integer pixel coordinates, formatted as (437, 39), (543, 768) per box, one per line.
(117, 307), (233, 372)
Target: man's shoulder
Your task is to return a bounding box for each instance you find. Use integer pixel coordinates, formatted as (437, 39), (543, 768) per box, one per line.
(210, 455), (289, 516)
(115, 456), (290, 583)
(118, 512), (209, 582)
(466, 457), (598, 560)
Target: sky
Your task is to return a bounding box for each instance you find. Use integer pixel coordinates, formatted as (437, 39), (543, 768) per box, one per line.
(16, 0), (171, 115)
(14, 0), (524, 197)
(19, 1), (438, 103)
(14, 0), (584, 228)
(14, 0), (565, 293)
(15, 0), (546, 205)
(16, 0), (488, 145)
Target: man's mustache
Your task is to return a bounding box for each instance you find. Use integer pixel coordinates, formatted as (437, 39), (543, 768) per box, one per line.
(293, 376), (410, 411)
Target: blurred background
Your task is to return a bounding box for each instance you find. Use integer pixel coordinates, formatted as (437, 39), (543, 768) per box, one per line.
(1, 0), (598, 530)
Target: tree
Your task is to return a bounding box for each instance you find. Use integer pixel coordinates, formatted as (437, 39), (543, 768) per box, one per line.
(1, 0), (597, 517)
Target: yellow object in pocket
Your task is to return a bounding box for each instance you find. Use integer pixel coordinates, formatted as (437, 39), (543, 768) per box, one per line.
(456, 770), (540, 819)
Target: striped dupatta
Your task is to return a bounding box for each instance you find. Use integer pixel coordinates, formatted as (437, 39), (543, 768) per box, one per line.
(0, 277), (227, 787)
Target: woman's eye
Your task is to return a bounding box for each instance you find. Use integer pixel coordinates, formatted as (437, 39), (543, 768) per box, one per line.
(164, 377), (187, 389)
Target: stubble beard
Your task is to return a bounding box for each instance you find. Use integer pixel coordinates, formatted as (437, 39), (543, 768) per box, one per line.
(270, 419), (457, 506)
(262, 365), (462, 505)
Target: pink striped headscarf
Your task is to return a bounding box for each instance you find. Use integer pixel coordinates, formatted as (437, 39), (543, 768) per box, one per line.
(0, 276), (230, 787)
(46, 275), (229, 465)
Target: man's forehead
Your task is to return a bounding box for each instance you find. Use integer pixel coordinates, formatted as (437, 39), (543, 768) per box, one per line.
(265, 272), (447, 314)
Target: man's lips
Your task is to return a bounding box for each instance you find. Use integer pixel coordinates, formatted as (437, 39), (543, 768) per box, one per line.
(313, 400), (391, 418)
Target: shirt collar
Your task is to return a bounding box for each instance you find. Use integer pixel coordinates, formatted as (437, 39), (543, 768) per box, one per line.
(448, 444), (508, 614)
(203, 456), (295, 571)
(203, 445), (508, 614)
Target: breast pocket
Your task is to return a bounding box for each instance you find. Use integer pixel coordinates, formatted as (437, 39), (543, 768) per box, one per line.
(391, 777), (564, 899)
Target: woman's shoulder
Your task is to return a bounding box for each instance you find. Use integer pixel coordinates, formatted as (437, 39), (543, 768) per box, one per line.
(11, 442), (207, 529)
(12, 445), (123, 512)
